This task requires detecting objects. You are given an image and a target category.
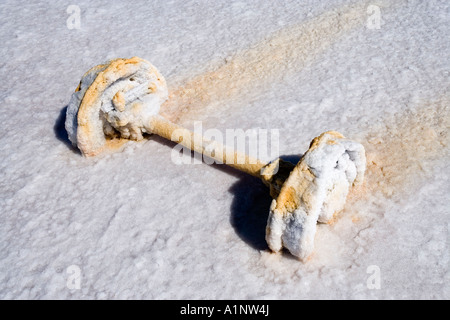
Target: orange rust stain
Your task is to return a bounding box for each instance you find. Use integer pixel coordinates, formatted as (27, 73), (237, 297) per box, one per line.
(276, 186), (301, 213)
(274, 161), (316, 213)
(105, 137), (129, 151)
(364, 97), (449, 198)
(342, 96), (449, 222)
(160, 4), (366, 122)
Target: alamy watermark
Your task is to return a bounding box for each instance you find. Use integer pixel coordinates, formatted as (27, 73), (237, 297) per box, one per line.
(366, 5), (382, 30)
(66, 264), (81, 290)
(170, 121), (280, 171)
(366, 265), (381, 289)
(66, 5), (81, 30)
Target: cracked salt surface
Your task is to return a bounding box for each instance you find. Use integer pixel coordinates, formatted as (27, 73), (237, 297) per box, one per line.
(0, 0), (448, 299)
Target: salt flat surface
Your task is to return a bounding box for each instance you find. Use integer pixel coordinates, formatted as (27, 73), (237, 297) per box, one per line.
(0, 0), (448, 299)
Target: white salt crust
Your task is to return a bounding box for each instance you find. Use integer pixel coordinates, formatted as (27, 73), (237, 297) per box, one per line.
(65, 58), (168, 156)
(266, 132), (366, 261)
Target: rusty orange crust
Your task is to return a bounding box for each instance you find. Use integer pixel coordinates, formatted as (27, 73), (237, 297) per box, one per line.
(75, 57), (167, 157)
(274, 157), (315, 214)
(274, 131), (344, 214)
(112, 91), (126, 112)
(77, 58), (141, 156)
(309, 131), (344, 150)
(74, 63), (109, 93)
(104, 137), (129, 152)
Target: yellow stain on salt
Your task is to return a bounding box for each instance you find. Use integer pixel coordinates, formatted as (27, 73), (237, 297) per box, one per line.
(157, 0), (447, 218)
(160, 2), (369, 122)
(364, 96), (449, 198)
(345, 95), (449, 222)
(342, 95), (449, 226)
